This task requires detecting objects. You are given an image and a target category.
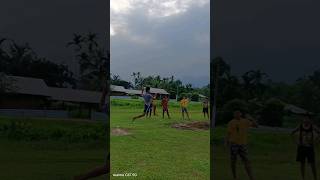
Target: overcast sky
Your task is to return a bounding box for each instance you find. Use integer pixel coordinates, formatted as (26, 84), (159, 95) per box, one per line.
(110, 0), (210, 87)
(214, 0), (320, 83)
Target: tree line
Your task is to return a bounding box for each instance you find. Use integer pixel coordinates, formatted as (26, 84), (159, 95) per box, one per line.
(111, 72), (209, 101)
(0, 33), (109, 91)
(213, 57), (320, 126)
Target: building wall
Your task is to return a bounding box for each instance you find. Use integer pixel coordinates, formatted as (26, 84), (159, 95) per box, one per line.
(0, 94), (48, 109)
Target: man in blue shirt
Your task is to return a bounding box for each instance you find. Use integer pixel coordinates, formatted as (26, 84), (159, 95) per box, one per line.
(132, 86), (154, 121)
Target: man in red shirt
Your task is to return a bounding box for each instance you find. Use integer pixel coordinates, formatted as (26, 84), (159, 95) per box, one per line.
(161, 95), (170, 119)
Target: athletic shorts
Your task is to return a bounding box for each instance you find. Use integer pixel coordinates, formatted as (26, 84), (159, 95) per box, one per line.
(203, 108), (209, 113)
(144, 104), (152, 113)
(296, 146), (315, 163)
(181, 107), (188, 113)
(230, 144), (249, 163)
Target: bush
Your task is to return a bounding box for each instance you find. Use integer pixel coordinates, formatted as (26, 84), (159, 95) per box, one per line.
(190, 93), (199, 102)
(259, 99), (284, 127)
(131, 95), (139, 99)
(217, 99), (249, 125)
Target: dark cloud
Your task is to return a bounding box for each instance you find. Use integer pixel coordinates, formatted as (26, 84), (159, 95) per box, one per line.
(0, 0), (108, 74)
(214, 0), (320, 82)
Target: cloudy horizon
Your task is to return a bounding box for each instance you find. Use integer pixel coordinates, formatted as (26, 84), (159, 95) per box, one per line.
(110, 0), (210, 87)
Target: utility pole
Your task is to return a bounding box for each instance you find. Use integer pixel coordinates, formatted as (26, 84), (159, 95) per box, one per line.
(176, 85), (179, 101)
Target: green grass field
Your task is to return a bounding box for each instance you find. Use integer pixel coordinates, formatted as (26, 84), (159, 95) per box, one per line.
(213, 126), (320, 180)
(110, 98), (210, 180)
(0, 117), (107, 180)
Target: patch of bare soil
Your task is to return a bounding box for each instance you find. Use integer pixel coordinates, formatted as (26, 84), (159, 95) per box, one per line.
(111, 128), (131, 136)
(172, 121), (210, 131)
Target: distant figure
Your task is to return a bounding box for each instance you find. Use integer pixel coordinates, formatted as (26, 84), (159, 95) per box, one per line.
(291, 114), (320, 180)
(225, 110), (258, 180)
(180, 96), (190, 120)
(132, 87), (154, 121)
(152, 94), (158, 116)
(202, 97), (209, 120)
(161, 95), (170, 119)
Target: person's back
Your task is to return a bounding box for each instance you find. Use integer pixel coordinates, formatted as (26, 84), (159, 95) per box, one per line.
(143, 92), (153, 106)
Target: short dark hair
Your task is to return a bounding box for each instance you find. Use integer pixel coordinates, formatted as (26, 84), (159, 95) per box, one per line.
(146, 87), (150, 92)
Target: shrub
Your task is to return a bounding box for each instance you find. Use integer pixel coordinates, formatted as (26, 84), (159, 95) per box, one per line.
(217, 99), (249, 125)
(259, 98), (284, 127)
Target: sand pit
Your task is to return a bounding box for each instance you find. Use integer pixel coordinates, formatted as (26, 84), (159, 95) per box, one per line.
(111, 128), (131, 136)
(172, 121), (209, 131)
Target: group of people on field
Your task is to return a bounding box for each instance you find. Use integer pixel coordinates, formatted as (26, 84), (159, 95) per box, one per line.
(132, 86), (210, 121)
(225, 110), (320, 180)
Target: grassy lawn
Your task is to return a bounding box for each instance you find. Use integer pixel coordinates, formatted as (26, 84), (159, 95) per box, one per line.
(110, 98), (210, 180)
(0, 117), (107, 180)
(213, 126), (320, 180)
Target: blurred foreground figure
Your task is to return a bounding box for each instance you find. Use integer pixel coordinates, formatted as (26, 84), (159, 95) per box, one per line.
(291, 114), (320, 180)
(225, 110), (258, 180)
(74, 87), (110, 180)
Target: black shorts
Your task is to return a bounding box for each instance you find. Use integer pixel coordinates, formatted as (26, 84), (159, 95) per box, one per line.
(144, 104), (152, 113)
(181, 107), (188, 113)
(203, 108), (209, 113)
(230, 144), (249, 163)
(296, 146), (315, 163)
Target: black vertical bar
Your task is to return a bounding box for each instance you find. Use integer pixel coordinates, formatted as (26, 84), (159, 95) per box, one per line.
(106, 0), (110, 179)
(210, 0), (215, 179)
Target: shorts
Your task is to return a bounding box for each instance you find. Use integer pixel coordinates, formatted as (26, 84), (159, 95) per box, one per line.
(181, 107), (188, 113)
(230, 144), (249, 163)
(163, 107), (168, 112)
(144, 104), (152, 113)
(203, 108), (209, 113)
(296, 146), (315, 163)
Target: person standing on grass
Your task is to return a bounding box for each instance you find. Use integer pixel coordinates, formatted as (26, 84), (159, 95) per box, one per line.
(202, 97), (209, 120)
(225, 110), (258, 180)
(291, 114), (320, 180)
(161, 95), (170, 119)
(180, 96), (190, 120)
(132, 86), (154, 121)
(152, 93), (158, 116)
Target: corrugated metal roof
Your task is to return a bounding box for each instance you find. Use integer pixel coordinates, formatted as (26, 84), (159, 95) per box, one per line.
(48, 87), (104, 104)
(150, 87), (169, 95)
(4, 75), (169, 104)
(126, 89), (141, 95)
(6, 75), (50, 97)
(126, 88), (169, 95)
(110, 85), (127, 92)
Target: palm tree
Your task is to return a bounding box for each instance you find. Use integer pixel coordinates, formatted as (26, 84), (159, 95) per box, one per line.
(67, 33), (84, 51)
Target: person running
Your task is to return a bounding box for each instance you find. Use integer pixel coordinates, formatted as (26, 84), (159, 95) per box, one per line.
(161, 95), (170, 119)
(291, 114), (320, 180)
(225, 110), (258, 180)
(202, 97), (209, 120)
(132, 86), (154, 121)
(180, 96), (190, 120)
